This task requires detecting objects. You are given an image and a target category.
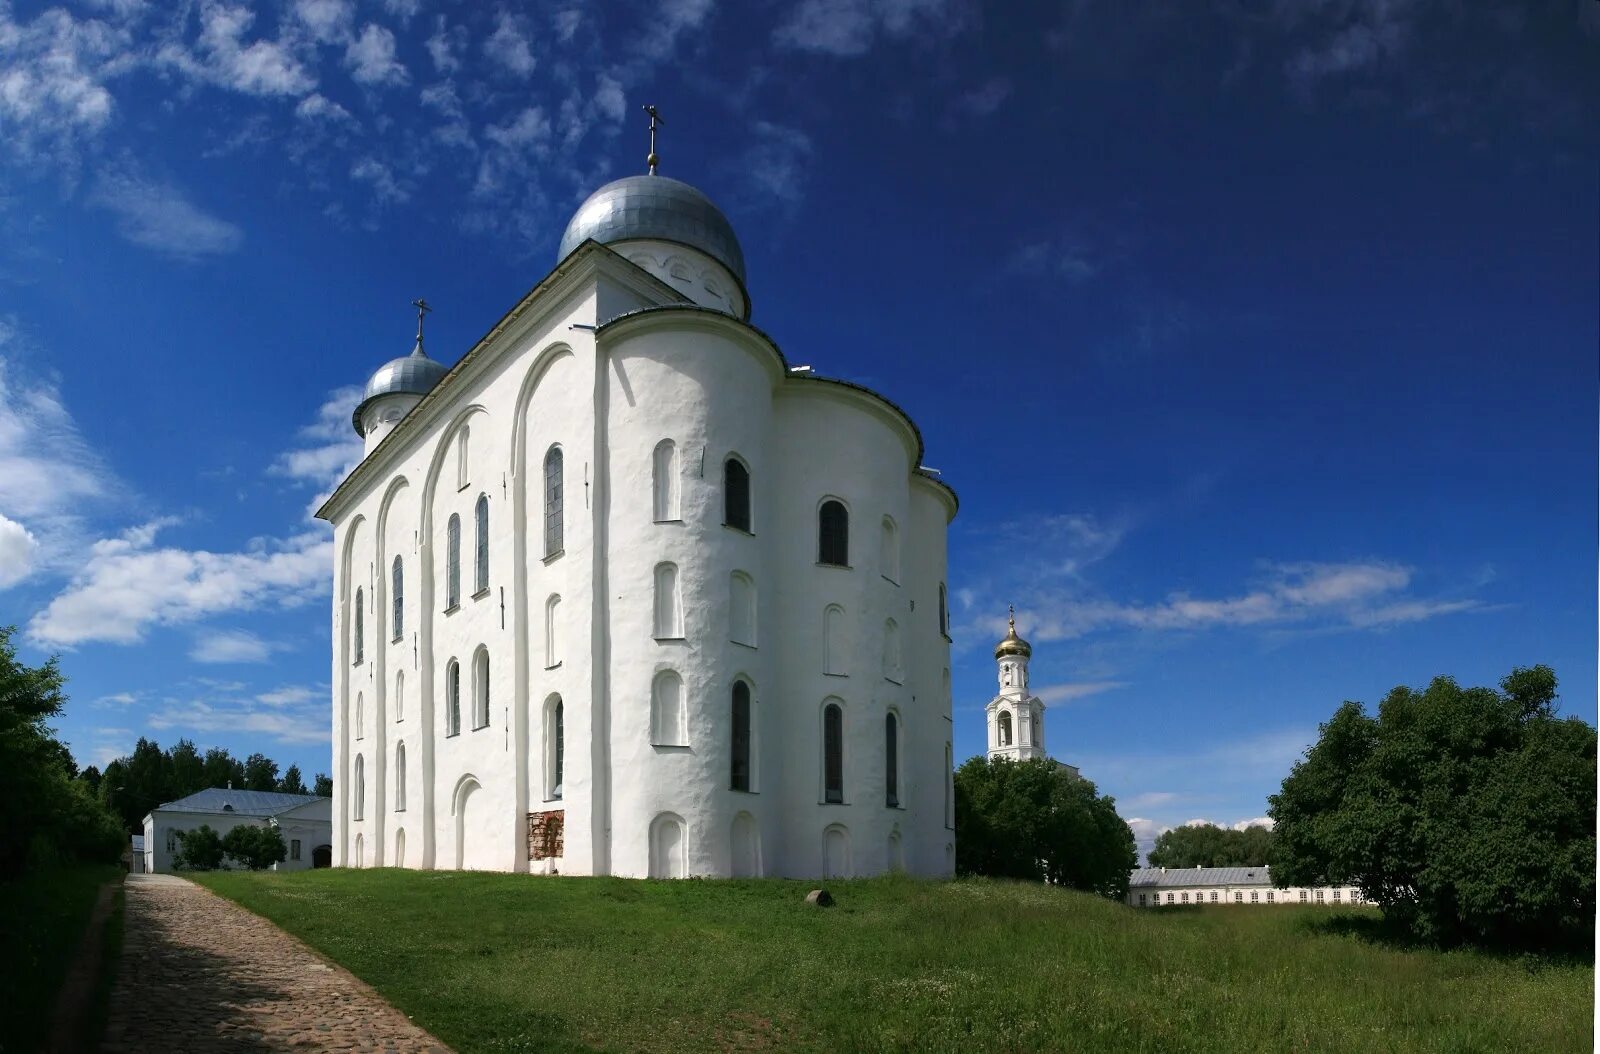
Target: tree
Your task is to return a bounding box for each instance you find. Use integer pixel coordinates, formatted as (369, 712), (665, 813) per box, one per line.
(167, 738), (206, 798)
(1269, 666), (1595, 950)
(278, 764), (307, 795)
(313, 773), (333, 797)
(1149, 823), (1274, 868)
(202, 746), (244, 790)
(242, 752), (279, 792)
(221, 824), (287, 870)
(955, 757), (1136, 898)
(173, 824), (225, 870)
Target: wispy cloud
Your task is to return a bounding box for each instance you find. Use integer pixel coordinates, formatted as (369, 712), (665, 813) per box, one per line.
(773, 0), (970, 57)
(1035, 681), (1127, 705)
(953, 77), (1011, 119)
(149, 696), (327, 744)
(0, 6), (125, 165)
(189, 628), (278, 664)
(483, 10), (537, 77)
(345, 22), (408, 87)
(89, 169), (243, 258)
(157, 3), (316, 97)
(269, 385), (364, 509)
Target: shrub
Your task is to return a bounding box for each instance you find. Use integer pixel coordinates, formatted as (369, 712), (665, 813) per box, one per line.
(222, 825), (287, 871)
(174, 825), (225, 871)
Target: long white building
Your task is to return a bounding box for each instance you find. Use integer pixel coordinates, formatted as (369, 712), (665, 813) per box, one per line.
(1127, 866), (1366, 908)
(318, 163), (959, 879)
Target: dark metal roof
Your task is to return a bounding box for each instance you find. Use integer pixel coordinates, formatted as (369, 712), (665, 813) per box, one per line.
(557, 175), (746, 283)
(353, 346), (451, 436)
(1129, 866), (1276, 888)
(153, 789), (327, 817)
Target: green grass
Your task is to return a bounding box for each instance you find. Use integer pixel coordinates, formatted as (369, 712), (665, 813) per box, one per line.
(0, 863), (122, 1054)
(195, 870), (1593, 1054)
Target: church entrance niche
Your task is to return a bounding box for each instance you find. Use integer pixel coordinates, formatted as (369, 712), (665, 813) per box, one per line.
(731, 812), (760, 878)
(312, 844), (332, 868)
(453, 776), (488, 870)
(649, 813), (686, 878)
(354, 833), (365, 868)
(823, 825), (850, 879)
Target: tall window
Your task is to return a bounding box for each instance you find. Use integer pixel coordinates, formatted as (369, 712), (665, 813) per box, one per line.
(651, 670), (686, 746)
(939, 583), (949, 637)
(880, 516), (899, 582)
(731, 681), (752, 792)
(474, 494), (489, 594)
(543, 446), (564, 557)
(654, 563), (682, 637)
(724, 457), (751, 531)
(395, 743), (407, 812)
(456, 425), (470, 489)
(547, 696), (565, 799)
(818, 499), (848, 566)
(823, 605), (846, 676)
(355, 693), (364, 740)
(394, 670), (404, 723)
(885, 712), (899, 807)
(729, 571), (756, 646)
(945, 743), (953, 827)
(998, 710), (1013, 747)
(353, 588), (364, 664)
(545, 594), (561, 667)
(882, 618), (902, 681)
(823, 702), (843, 804)
(472, 648), (490, 729)
(446, 514), (461, 609)
(391, 557), (404, 641)
(653, 440), (679, 521)
(445, 659), (461, 736)
(353, 755), (365, 820)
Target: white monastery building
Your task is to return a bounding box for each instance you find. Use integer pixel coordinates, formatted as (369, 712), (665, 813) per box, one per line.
(984, 611), (1079, 778)
(141, 789), (331, 873)
(318, 135), (959, 879)
(1127, 866), (1367, 908)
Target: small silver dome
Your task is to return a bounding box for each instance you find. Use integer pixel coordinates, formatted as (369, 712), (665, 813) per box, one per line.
(353, 347), (449, 436)
(557, 175), (746, 284)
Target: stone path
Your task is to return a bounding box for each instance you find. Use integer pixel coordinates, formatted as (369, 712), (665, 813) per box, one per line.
(104, 874), (452, 1052)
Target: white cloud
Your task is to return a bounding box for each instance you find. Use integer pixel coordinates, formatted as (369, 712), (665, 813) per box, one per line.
(773, 0), (965, 56)
(1009, 235), (1103, 284)
(1285, 0), (1411, 91)
(345, 23), (407, 87)
(1034, 681), (1127, 705)
(350, 157), (410, 205)
(955, 76), (1011, 118)
(425, 16), (465, 74)
(475, 106), (552, 198)
(93, 691), (138, 706)
(149, 698), (327, 744)
(269, 385), (364, 504)
(0, 513), (39, 589)
(189, 628), (276, 663)
(257, 685), (321, 707)
(384, 0), (422, 21)
(294, 92), (353, 123)
(293, 0), (355, 44)
(483, 10), (537, 77)
(159, 2), (316, 97)
(27, 520), (332, 647)
(0, 7), (125, 162)
(89, 169), (243, 258)
(553, 9), (582, 44)
(733, 121), (812, 212)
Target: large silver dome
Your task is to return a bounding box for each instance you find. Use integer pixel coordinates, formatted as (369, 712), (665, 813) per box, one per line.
(557, 175), (746, 284)
(353, 347), (449, 435)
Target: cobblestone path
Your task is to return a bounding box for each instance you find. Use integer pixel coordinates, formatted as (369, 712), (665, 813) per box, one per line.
(105, 874), (452, 1052)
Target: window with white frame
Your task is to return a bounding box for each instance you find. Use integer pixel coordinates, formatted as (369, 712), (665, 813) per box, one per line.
(543, 447), (564, 557)
(818, 499), (848, 566)
(445, 514), (461, 609)
(653, 563), (682, 637)
(651, 669), (686, 747)
(823, 701), (844, 803)
(472, 648), (490, 729)
(391, 557), (403, 641)
(353, 588), (364, 663)
(445, 659), (461, 736)
(653, 439), (679, 521)
(474, 494), (489, 595)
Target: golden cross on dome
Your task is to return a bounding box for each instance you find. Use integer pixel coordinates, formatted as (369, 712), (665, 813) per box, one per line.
(644, 104), (664, 175)
(1008, 604), (1016, 632)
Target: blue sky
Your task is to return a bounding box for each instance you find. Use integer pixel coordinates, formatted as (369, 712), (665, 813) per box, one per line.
(1, 0), (1594, 856)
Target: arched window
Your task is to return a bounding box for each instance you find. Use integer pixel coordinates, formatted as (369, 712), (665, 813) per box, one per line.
(354, 692), (364, 740)
(939, 583), (949, 637)
(353, 588), (364, 664)
(653, 440), (679, 521)
(723, 457), (751, 532)
(394, 670), (404, 723)
(546, 696), (565, 799)
(823, 701), (844, 804)
(395, 742), (407, 812)
(823, 824), (849, 878)
(543, 446), (564, 557)
(823, 605), (846, 676)
(544, 594), (561, 667)
(729, 571), (756, 646)
(649, 813), (686, 879)
(818, 499), (848, 566)
(653, 562), (682, 637)
(998, 710), (1013, 747)
(445, 659), (461, 736)
(472, 648), (490, 729)
(456, 425), (470, 489)
(474, 494), (489, 594)
(880, 516), (899, 582)
(353, 754), (365, 821)
(885, 712), (900, 807)
(731, 680), (751, 792)
(446, 514), (461, 609)
(651, 670), (686, 746)
(391, 556), (403, 641)
(882, 618), (902, 682)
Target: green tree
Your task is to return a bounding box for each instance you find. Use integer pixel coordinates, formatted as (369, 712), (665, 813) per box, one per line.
(173, 824), (225, 871)
(202, 746), (244, 790)
(242, 752), (279, 792)
(313, 772), (333, 797)
(1149, 822), (1274, 868)
(221, 824), (287, 870)
(955, 757), (1136, 898)
(278, 764), (307, 795)
(1269, 665), (1596, 950)
(167, 738), (206, 798)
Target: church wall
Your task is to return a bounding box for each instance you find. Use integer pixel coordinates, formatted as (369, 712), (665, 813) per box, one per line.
(906, 481), (957, 877)
(336, 513), (372, 867)
(614, 239), (747, 318)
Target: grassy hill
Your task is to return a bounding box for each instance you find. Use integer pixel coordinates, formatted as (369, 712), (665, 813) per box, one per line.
(195, 870), (1591, 1053)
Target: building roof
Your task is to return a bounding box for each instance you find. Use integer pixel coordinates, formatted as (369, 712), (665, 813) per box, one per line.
(557, 175), (746, 286)
(1129, 866), (1275, 888)
(354, 345), (451, 435)
(152, 788), (327, 817)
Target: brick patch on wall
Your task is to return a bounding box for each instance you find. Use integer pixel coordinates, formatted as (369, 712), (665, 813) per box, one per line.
(528, 810), (564, 860)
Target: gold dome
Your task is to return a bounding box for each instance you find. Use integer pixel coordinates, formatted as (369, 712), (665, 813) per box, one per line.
(994, 606), (1032, 660)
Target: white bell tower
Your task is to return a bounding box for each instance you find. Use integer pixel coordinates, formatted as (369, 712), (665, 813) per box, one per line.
(986, 607), (1046, 762)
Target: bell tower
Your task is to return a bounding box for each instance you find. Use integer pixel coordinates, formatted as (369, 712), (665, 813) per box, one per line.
(986, 607), (1046, 761)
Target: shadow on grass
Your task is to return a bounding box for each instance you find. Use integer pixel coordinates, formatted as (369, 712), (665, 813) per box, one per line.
(1301, 911), (1594, 970)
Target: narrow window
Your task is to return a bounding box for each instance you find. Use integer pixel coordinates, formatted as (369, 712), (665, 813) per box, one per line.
(473, 648), (490, 729)
(1316, 889), (1324, 902)
(1299, 890), (1307, 902)
(998, 710), (1013, 747)
(823, 702), (843, 804)
(818, 499), (848, 566)
(823, 604), (845, 675)
(880, 516), (899, 582)
(395, 670), (404, 723)
(1211, 892), (1218, 903)
(545, 594), (561, 667)
(548, 696), (565, 799)
(395, 743), (407, 812)
(1266, 891), (1274, 903)
(654, 563), (681, 637)
(391, 556), (404, 641)
(724, 457), (751, 532)
(882, 618), (902, 681)
(885, 712), (899, 807)
(1235, 892), (1243, 903)
(456, 426), (470, 489)
(167, 830), (177, 853)
(651, 670), (686, 746)
(729, 571), (756, 646)
(1251, 891), (1260, 903)
(353, 755), (365, 820)
(1332, 890), (1341, 902)
(1138, 894), (1146, 906)
(731, 681), (751, 791)
(944, 743), (953, 827)
(446, 514), (461, 609)
(653, 440), (679, 521)
(1181, 893), (1189, 904)
(474, 494), (489, 594)
(543, 446), (564, 557)
(291, 839), (301, 861)
(353, 588), (364, 664)
(939, 583), (949, 637)
(445, 659), (460, 736)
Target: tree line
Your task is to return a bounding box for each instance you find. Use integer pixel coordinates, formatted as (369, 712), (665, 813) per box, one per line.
(1148, 822), (1273, 869)
(91, 738), (331, 836)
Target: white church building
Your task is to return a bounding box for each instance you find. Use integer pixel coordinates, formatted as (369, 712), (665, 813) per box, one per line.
(317, 140), (959, 879)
